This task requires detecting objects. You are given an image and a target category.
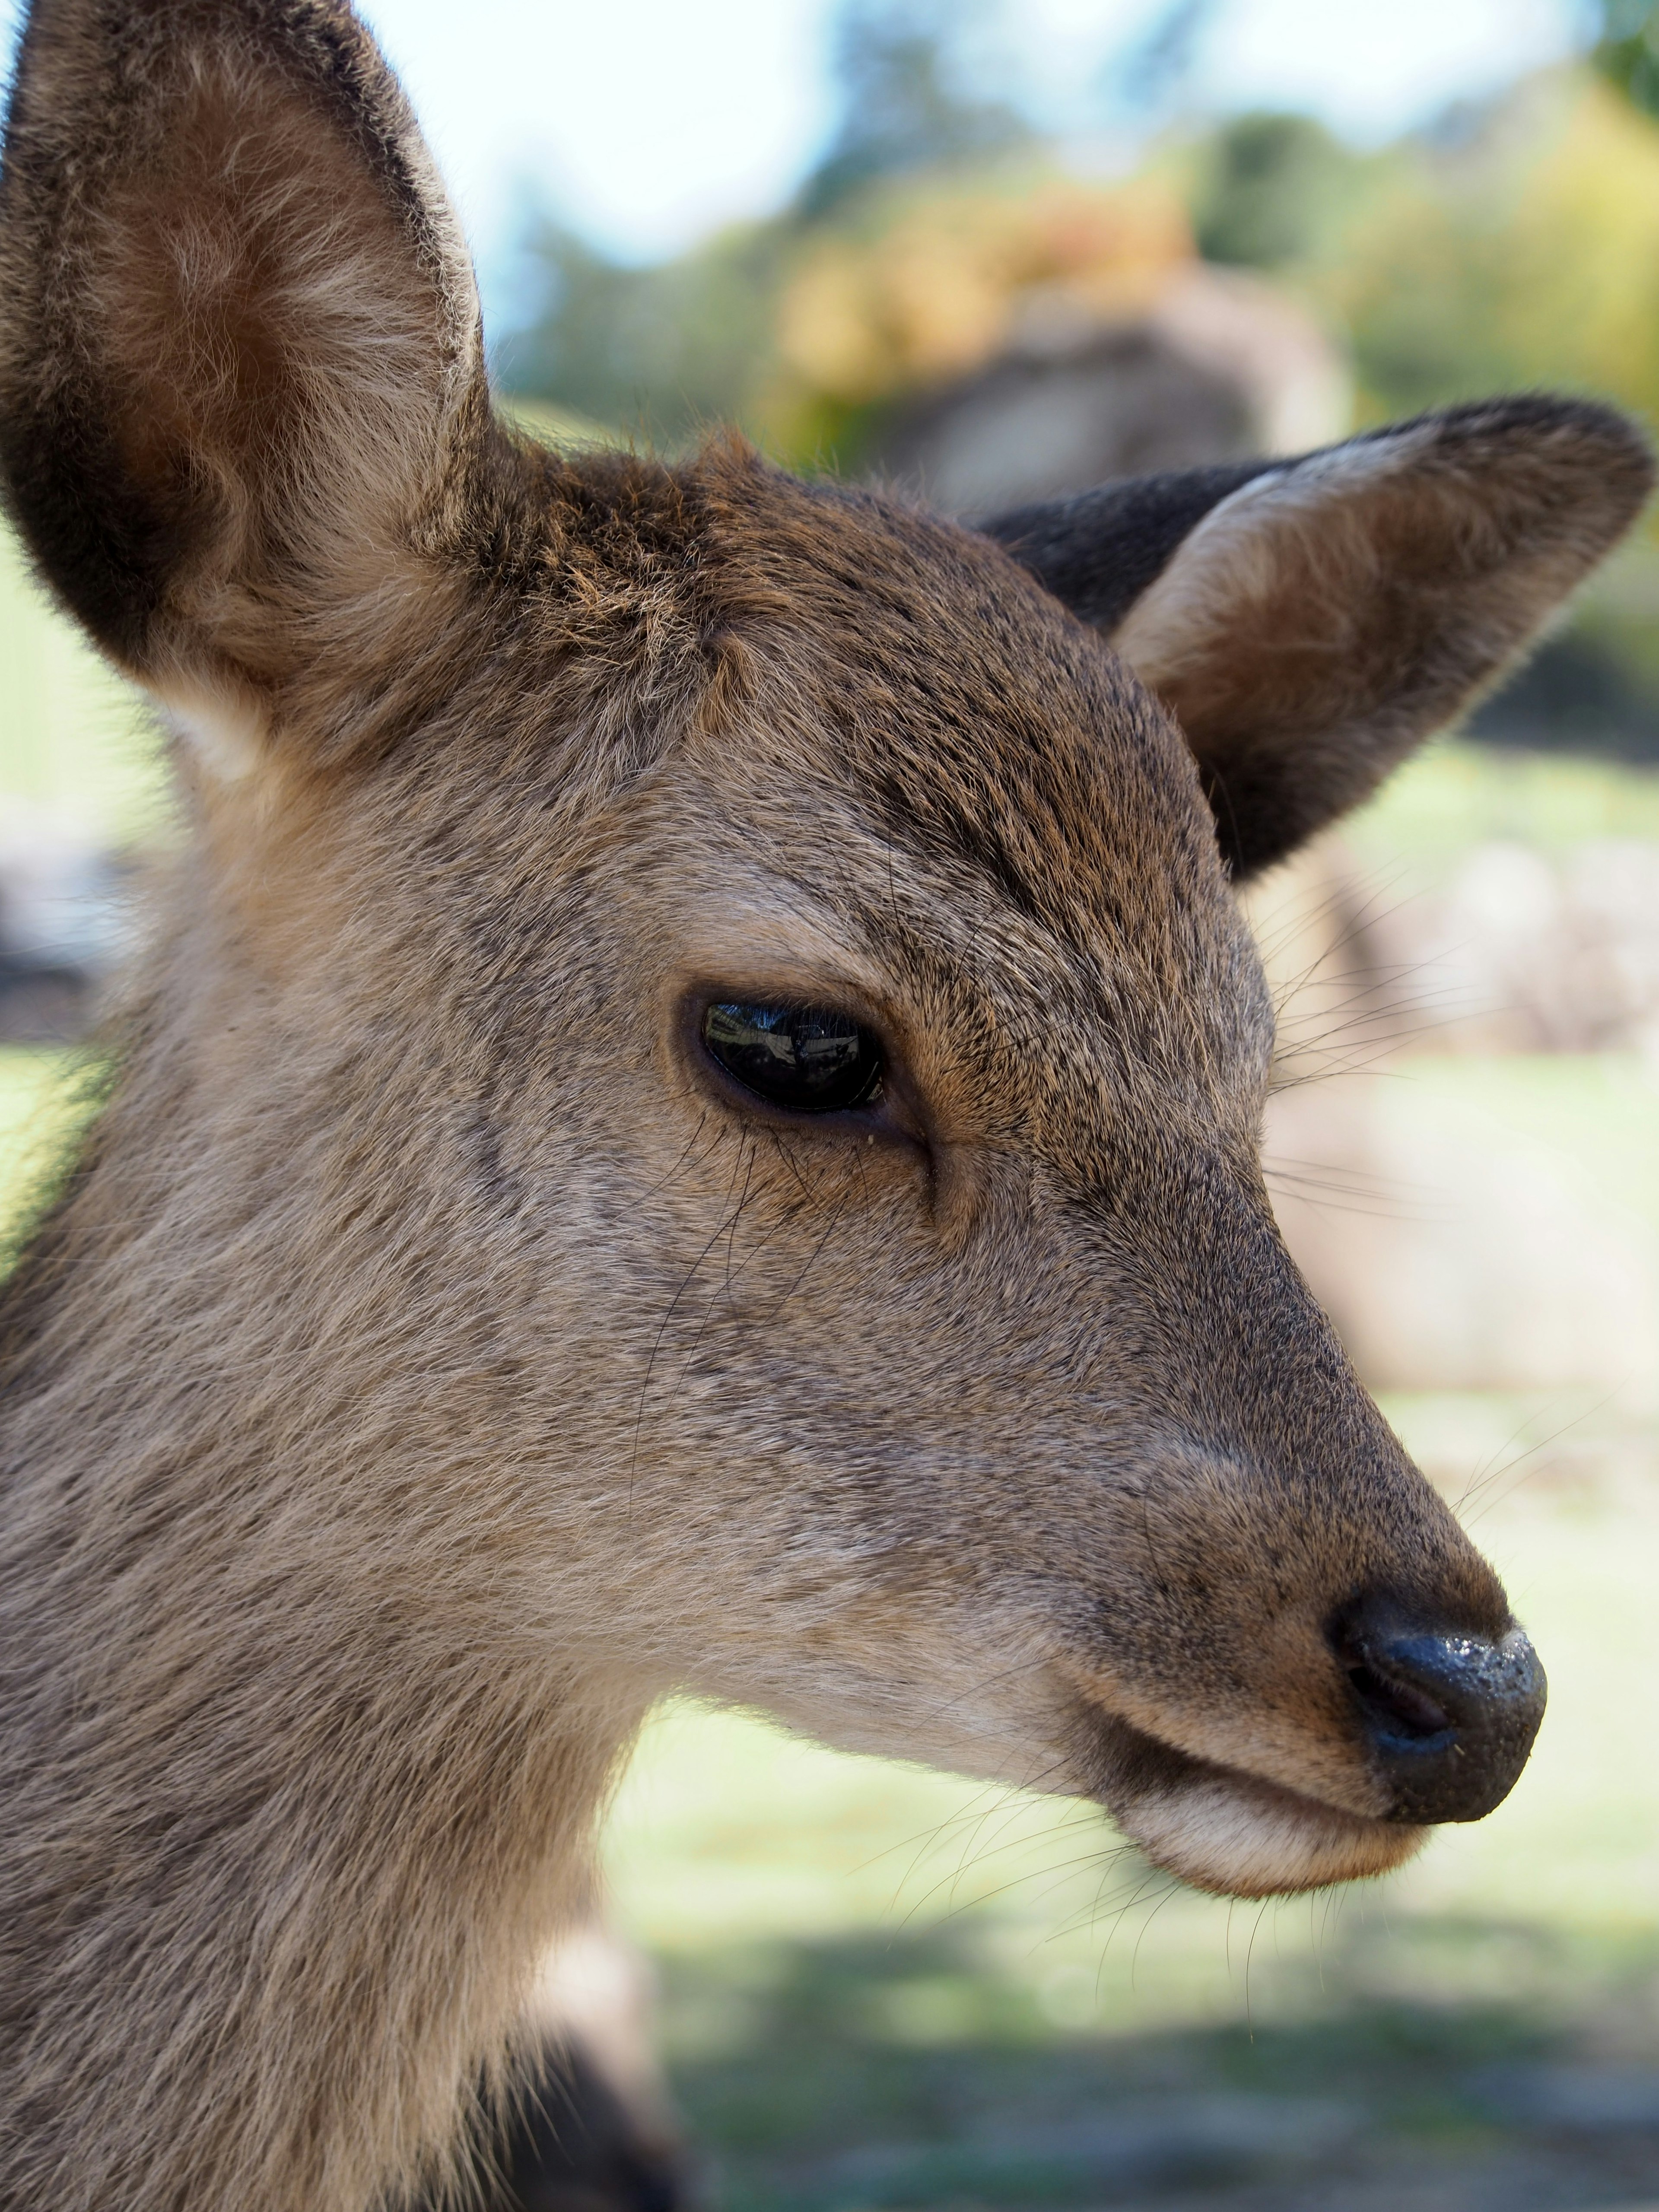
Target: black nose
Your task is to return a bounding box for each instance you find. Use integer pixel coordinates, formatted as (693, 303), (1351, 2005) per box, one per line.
(1336, 1599), (1547, 1824)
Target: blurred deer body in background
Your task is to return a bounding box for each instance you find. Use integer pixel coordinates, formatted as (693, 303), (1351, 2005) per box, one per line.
(0, 5), (1649, 2210)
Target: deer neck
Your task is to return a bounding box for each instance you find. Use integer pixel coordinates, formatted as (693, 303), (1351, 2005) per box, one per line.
(0, 907), (638, 2212)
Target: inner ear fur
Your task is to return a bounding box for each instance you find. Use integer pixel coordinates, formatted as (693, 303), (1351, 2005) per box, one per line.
(983, 397), (1655, 878)
(0, 0), (487, 711)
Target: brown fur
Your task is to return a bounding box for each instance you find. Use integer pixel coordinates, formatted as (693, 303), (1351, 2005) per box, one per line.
(0, 6), (1650, 2209)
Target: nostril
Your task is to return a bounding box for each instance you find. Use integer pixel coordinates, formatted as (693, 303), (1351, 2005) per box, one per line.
(1344, 1655), (1453, 1745)
(1332, 1597), (1546, 1825)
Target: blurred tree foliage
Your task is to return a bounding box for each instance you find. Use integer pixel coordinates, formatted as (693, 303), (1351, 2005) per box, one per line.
(496, 220), (787, 442)
(1592, 0), (1659, 116)
(766, 171), (1189, 462)
(1325, 81), (1659, 431)
(1189, 113), (1367, 270)
(499, 0), (1039, 446)
(1157, 78), (1659, 440)
(504, 5), (1659, 464)
(499, 1), (1659, 755)
(798, 0), (1031, 220)
(1169, 74), (1659, 751)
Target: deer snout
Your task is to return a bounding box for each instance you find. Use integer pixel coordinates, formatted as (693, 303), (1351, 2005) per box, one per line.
(1335, 1598), (1546, 1825)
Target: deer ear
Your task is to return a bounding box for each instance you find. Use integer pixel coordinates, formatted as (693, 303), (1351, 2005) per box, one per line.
(981, 399), (1654, 878)
(0, 0), (487, 746)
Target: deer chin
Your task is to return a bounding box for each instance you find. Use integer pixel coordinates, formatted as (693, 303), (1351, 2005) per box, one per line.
(1077, 1707), (1427, 1898)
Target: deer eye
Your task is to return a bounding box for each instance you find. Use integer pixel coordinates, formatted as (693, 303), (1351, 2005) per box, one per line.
(702, 1002), (884, 1115)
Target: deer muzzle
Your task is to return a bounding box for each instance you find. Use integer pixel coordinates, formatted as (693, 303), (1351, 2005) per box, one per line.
(1065, 1567), (1546, 1897)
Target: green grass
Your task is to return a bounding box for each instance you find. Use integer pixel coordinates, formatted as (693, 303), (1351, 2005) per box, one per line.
(1381, 1055), (1659, 1233)
(0, 521), (164, 841)
(1348, 736), (1659, 890)
(0, 1045), (86, 1246)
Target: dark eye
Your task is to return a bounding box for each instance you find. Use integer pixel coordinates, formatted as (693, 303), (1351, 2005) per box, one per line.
(702, 1002), (884, 1115)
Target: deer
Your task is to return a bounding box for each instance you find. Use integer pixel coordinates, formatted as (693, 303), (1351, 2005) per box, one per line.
(0, 3), (1649, 2209)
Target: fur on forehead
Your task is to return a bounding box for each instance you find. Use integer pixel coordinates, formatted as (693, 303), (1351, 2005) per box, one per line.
(653, 443), (1234, 953)
(438, 438), (1265, 1116)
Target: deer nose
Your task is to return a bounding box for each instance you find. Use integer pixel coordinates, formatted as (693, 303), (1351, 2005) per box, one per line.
(1336, 1601), (1546, 1824)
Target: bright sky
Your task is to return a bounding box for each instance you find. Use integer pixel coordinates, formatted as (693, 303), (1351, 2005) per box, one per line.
(0, 0), (1592, 319)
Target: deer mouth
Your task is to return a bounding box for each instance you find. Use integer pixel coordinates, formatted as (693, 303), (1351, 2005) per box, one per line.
(1072, 1703), (1426, 1898)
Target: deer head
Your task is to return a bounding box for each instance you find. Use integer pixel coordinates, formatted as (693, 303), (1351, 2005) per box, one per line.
(0, 8), (1649, 2202)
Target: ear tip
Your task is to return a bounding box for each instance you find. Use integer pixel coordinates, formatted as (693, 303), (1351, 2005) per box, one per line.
(1427, 391), (1657, 521)
(1562, 396), (1657, 509)
(1423, 389), (1650, 447)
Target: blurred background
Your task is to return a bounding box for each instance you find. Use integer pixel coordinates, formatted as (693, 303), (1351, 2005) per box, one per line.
(4, 2), (1659, 2207)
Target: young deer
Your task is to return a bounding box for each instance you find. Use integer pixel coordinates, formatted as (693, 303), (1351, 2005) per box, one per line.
(0, 4), (1649, 2209)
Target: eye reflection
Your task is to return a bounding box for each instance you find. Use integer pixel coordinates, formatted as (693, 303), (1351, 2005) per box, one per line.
(702, 1002), (884, 1115)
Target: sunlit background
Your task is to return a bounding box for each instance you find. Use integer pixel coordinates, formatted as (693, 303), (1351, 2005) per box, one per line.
(4, 3), (1659, 2208)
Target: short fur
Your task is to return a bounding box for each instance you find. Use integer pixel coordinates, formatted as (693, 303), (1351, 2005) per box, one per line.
(0, 5), (1650, 2209)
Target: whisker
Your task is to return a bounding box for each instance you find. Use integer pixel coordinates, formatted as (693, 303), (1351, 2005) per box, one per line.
(1455, 1393), (1615, 1525)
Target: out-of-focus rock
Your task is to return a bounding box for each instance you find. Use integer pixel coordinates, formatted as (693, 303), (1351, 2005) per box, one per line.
(1432, 838), (1659, 1057)
(0, 806), (130, 1041)
(859, 264), (1350, 516)
(1246, 834), (1659, 1398)
(1244, 830), (1659, 1066)
(1264, 1074), (1658, 1398)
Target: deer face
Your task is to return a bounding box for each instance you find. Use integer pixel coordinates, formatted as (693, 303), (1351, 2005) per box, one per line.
(292, 448), (1563, 1900)
(0, 1), (1642, 1902)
